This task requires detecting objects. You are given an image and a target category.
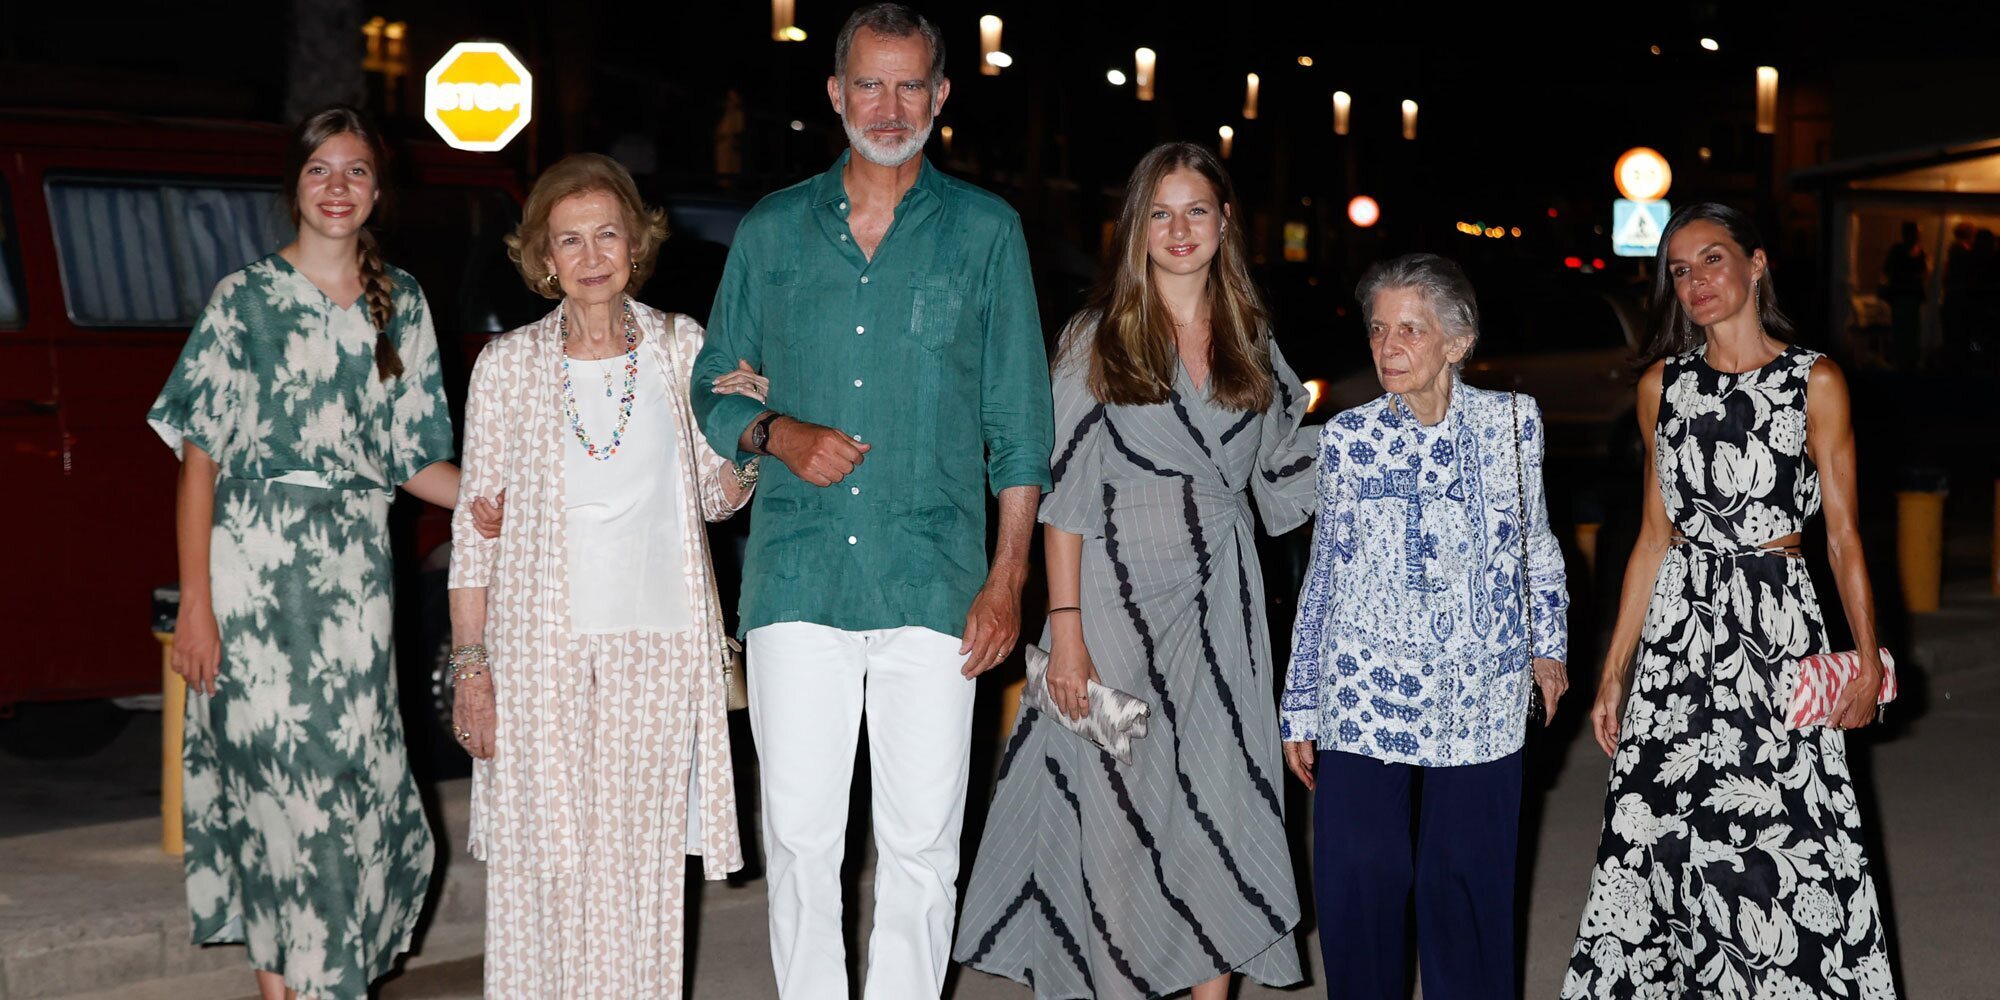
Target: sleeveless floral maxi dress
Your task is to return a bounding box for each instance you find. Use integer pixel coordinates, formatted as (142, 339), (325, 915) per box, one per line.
(1562, 345), (1896, 1000)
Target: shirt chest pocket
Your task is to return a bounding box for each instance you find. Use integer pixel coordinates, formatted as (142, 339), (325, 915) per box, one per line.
(765, 267), (800, 315)
(908, 272), (969, 351)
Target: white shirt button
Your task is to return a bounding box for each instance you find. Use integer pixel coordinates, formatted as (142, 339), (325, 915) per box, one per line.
(856, 325), (865, 334)
(851, 486), (861, 495)
(847, 535), (858, 545)
(840, 234), (849, 242)
(839, 201), (848, 210)
(853, 379), (864, 388)
(859, 275), (870, 284)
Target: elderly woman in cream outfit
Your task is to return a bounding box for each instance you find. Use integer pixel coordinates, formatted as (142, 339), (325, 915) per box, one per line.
(447, 153), (768, 998)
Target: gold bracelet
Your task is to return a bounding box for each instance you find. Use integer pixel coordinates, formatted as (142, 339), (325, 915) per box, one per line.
(730, 459), (760, 491)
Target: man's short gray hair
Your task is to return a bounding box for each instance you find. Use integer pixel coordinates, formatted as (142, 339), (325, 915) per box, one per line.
(834, 3), (946, 91)
(1355, 253), (1481, 363)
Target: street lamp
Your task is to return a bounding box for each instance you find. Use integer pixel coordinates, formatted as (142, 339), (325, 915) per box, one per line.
(941, 125), (954, 155)
(1333, 91), (1351, 135)
(1106, 68), (1127, 86)
(1135, 48), (1157, 101)
(1218, 124), (1235, 159)
(1244, 73), (1260, 120)
(1348, 195), (1380, 227)
(1756, 66), (1779, 135)
(771, 0), (802, 41)
(980, 16), (1002, 76)
(1699, 37), (1720, 52)
(1401, 99), (1418, 141)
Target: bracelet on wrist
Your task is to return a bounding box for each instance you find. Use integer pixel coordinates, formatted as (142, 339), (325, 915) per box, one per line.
(1048, 606), (1082, 616)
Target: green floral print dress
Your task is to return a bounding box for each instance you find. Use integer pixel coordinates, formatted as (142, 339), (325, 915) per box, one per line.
(148, 254), (454, 999)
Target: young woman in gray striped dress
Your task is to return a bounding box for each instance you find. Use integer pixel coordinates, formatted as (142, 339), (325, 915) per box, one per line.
(955, 141), (1317, 999)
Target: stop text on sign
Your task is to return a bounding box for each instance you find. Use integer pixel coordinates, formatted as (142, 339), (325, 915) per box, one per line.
(424, 41), (534, 152)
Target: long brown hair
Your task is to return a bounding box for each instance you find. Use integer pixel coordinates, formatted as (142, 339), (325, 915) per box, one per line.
(1077, 141), (1272, 412)
(283, 105), (403, 380)
(1636, 201), (1794, 371)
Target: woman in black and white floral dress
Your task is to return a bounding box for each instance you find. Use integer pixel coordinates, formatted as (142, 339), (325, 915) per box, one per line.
(1563, 203), (1897, 1000)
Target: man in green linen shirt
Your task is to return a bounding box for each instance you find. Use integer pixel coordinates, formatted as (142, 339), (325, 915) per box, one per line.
(688, 5), (1051, 997)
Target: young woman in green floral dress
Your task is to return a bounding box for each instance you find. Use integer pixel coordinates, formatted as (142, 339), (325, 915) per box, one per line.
(148, 105), (460, 1000)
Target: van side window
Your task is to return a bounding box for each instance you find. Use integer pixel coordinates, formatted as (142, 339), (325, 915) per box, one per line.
(47, 177), (288, 327)
(0, 175), (22, 328)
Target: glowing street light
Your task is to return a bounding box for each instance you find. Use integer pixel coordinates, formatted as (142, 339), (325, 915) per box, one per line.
(1218, 124), (1235, 158)
(1332, 91), (1351, 135)
(985, 51), (1013, 69)
(1401, 100), (1418, 141)
(1755, 66), (1779, 135)
(771, 0), (803, 41)
(1243, 73), (1260, 120)
(1135, 48), (1157, 101)
(979, 15), (1003, 76)
(1699, 37), (1720, 52)
(1106, 68), (1127, 86)
(1348, 195), (1380, 228)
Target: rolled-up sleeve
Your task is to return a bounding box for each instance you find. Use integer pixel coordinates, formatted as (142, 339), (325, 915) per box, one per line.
(1521, 396), (1570, 663)
(674, 314), (753, 522)
(691, 236), (768, 464)
(1280, 424), (1341, 742)
(978, 219), (1053, 495)
(449, 347), (505, 590)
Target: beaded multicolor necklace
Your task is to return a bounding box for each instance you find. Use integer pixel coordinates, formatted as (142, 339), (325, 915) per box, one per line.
(559, 300), (640, 461)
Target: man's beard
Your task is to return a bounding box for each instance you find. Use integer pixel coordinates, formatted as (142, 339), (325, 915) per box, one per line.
(844, 115), (933, 167)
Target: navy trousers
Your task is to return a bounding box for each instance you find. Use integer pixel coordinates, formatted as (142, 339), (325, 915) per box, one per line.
(1313, 749), (1523, 1000)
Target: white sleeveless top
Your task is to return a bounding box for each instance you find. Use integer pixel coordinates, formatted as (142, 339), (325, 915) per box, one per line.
(562, 348), (691, 634)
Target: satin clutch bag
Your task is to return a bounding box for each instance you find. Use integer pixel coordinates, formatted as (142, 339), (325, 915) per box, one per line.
(1786, 648), (1897, 730)
(1022, 644), (1152, 765)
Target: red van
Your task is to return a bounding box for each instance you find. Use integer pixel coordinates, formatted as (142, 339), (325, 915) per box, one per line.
(0, 110), (537, 758)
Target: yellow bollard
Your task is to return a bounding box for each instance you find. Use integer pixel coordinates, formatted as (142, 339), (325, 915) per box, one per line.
(1574, 522), (1602, 579)
(155, 632), (185, 857)
(1896, 489), (1947, 613)
(997, 676), (1027, 743)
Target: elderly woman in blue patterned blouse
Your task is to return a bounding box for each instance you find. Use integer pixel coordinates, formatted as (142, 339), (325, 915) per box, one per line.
(1280, 252), (1570, 1000)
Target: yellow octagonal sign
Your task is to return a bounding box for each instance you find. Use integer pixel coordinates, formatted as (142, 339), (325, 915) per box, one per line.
(425, 42), (533, 152)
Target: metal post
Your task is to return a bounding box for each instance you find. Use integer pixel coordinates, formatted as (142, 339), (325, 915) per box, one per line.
(156, 632), (185, 856)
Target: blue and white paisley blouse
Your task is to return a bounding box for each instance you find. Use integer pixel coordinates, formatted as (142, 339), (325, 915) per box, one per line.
(1281, 380), (1569, 766)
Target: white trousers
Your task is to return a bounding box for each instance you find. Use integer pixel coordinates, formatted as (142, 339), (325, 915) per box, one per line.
(746, 621), (978, 1000)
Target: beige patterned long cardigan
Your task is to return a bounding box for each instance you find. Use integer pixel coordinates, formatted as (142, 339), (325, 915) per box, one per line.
(450, 302), (746, 998)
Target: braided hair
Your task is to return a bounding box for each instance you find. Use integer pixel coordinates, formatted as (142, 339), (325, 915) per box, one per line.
(284, 105), (403, 380)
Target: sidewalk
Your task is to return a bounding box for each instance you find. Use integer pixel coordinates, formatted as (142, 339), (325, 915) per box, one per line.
(5, 581), (1996, 999)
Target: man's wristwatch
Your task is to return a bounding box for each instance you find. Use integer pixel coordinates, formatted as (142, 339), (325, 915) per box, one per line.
(749, 411), (784, 455)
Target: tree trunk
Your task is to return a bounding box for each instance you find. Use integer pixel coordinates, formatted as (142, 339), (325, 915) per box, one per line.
(284, 0), (364, 123)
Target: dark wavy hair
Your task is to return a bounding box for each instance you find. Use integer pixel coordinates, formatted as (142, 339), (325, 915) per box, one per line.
(283, 105), (402, 380)
(1637, 201), (1794, 370)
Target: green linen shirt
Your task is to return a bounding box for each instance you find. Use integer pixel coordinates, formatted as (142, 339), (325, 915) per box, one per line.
(692, 153), (1054, 638)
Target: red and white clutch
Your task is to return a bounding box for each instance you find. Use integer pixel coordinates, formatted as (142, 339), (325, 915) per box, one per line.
(1786, 648), (1898, 730)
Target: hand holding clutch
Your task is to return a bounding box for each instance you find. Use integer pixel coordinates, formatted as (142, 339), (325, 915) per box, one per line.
(1787, 648), (1897, 730)
(1022, 644), (1152, 765)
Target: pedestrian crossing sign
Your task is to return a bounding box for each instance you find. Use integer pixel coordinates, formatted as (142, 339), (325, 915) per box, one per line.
(1612, 199), (1672, 257)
